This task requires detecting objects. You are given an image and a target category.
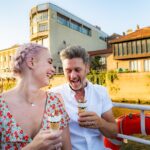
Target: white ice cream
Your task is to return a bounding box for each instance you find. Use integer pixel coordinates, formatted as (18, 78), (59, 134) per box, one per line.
(48, 115), (61, 122)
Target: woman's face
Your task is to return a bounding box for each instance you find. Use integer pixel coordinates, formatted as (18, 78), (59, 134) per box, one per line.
(31, 49), (55, 87)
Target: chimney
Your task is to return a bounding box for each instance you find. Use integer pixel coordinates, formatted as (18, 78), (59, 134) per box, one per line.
(136, 24), (140, 30)
(122, 32), (125, 36)
(126, 29), (133, 35)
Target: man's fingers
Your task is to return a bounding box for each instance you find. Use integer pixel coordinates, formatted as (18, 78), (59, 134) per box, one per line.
(78, 111), (95, 117)
(78, 116), (95, 122)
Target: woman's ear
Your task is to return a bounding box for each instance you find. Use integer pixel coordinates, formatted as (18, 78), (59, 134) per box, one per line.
(26, 57), (34, 70)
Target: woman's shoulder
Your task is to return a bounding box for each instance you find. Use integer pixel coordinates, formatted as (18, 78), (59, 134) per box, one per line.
(1, 89), (16, 99)
(46, 91), (65, 107)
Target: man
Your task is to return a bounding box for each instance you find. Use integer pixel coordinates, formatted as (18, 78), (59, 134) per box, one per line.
(50, 45), (118, 150)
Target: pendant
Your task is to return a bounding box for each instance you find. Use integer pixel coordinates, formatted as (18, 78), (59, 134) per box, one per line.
(31, 103), (36, 107)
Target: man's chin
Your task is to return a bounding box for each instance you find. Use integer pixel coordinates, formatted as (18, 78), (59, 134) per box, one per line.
(69, 85), (82, 91)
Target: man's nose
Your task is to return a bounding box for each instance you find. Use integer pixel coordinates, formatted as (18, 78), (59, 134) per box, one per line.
(70, 70), (77, 79)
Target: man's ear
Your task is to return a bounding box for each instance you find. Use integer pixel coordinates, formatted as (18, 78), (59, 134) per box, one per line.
(26, 57), (34, 70)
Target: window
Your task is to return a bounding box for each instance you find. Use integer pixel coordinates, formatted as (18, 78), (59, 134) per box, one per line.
(137, 40), (141, 54)
(118, 43), (123, 56)
(141, 40), (146, 53)
(99, 36), (106, 41)
(144, 59), (150, 72)
(57, 13), (91, 36)
(132, 41), (136, 54)
(37, 12), (48, 22)
(147, 39), (150, 52)
(70, 20), (81, 32)
(123, 42), (127, 55)
(130, 60), (141, 72)
(99, 57), (106, 65)
(57, 13), (69, 26)
(82, 26), (91, 36)
(114, 44), (118, 56)
(38, 23), (48, 32)
(127, 42), (132, 54)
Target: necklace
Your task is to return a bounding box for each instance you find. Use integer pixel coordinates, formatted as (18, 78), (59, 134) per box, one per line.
(31, 103), (36, 107)
(27, 101), (36, 107)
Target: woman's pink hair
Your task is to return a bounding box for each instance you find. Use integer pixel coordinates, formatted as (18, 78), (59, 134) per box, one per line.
(12, 43), (47, 75)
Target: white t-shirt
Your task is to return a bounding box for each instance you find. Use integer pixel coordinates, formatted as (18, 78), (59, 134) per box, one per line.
(50, 81), (112, 150)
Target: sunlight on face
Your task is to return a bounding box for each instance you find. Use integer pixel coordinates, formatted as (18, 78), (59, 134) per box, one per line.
(62, 58), (88, 91)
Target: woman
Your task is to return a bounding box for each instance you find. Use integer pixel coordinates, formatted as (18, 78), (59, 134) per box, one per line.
(0, 43), (71, 150)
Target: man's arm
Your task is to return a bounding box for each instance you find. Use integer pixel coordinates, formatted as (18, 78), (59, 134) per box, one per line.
(78, 109), (118, 138)
(100, 109), (118, 138)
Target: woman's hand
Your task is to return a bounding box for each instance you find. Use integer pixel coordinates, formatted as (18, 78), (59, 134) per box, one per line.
(23, 129), (63, 150)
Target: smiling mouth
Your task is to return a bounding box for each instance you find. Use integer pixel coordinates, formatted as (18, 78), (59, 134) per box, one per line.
(47, 73), (54, 79)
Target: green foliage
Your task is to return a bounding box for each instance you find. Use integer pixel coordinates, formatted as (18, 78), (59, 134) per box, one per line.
(87, 70), (118, 85)
(90, 56), (101, 70)
(117, 68), (137, 73)
(107, 70), (118, 83)
(0, 78), (16, 93)
(87, 70), (106, 85)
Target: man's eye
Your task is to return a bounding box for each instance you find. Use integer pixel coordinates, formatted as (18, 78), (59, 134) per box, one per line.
(75, 69), (80, 72)
(48, 61), (52, 64)
(66, 70), (71, 73)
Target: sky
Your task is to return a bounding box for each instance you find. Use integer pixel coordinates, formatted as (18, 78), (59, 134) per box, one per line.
(0, 0), (150, 50)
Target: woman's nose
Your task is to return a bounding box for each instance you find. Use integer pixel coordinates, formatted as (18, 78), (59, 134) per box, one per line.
(51, 66), (55, 74)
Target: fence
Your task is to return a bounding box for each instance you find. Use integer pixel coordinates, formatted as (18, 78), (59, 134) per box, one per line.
(113, 102), (150, 145)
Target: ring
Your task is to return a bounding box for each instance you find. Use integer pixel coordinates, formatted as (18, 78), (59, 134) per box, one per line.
(55, 145), (59, 150)
(90, 121), (95, 126)
(55, 145), (57, 150)
(86, 121), (94, 126)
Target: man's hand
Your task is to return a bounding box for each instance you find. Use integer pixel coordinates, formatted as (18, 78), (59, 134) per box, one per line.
(78, 111), (102, 129)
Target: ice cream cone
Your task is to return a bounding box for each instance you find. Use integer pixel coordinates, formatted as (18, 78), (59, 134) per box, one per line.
(49, 112), (61, 130)
(78, 100), (87, 113)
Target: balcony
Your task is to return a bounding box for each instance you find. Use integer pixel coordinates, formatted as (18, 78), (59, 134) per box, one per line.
(30, 31), (48, 41)
(114, 52), (150, 60)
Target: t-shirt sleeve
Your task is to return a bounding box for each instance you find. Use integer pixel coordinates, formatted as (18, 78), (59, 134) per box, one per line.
(57, 98), (70, 130)
(46, 92), (70, 130)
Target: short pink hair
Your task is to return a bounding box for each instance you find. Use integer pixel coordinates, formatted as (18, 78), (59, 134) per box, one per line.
(12, 43), (47, 75)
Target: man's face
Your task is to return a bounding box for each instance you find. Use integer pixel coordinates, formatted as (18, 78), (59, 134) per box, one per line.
(62, 58), (89, 91)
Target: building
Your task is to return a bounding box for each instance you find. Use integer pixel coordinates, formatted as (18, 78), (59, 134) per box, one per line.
(88, 33), (121, 71)
(88, 48), (112, 71)
(109, 26), (150, 72)
(0, 45), (18, 78)
(30, 3), (108, 72)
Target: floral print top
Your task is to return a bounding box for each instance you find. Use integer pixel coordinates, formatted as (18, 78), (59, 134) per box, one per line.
(0, 92), (69, 150)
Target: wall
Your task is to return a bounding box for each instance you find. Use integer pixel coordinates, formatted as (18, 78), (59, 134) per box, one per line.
(51, 73), (150, 103)
(49, 9), (107, 69)
(108, 72), (150, 103)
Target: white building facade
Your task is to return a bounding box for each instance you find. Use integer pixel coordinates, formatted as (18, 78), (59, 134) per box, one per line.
(30, 3), (108, 72)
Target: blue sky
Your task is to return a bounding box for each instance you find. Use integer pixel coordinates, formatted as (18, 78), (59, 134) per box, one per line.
(0, 0), (150, 49)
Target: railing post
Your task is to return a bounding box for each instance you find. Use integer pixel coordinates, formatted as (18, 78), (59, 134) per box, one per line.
(140, 110), (146, 135)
